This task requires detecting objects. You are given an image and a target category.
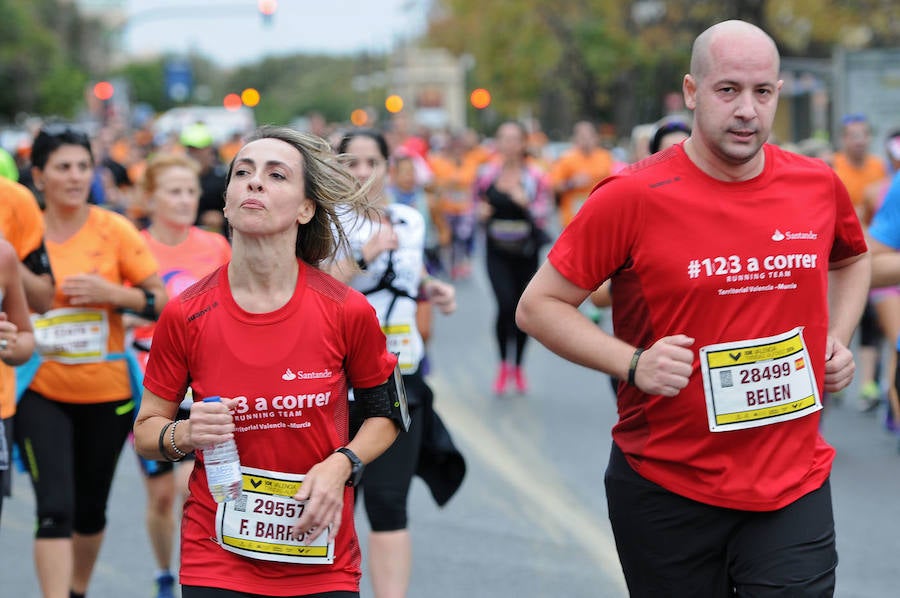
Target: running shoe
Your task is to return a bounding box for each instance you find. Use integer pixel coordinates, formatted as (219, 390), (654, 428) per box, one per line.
(858, 381), (882, 413)
(513, 366), (528, 394)
(155, 572), (176, 598)
(492, 363), (510, 395)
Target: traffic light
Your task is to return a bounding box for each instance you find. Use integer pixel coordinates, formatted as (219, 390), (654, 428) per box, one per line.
(241, 88), (261, 108)
(470, 88), (491, 110)
(385, 95), (404, 114)
(93, 81), (114, 101)
(223, 93), (242, 111)
(258, 0), (277, 26)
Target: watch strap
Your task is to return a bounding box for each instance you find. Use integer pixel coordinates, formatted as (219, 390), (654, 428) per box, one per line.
(335, 447), (363, 487)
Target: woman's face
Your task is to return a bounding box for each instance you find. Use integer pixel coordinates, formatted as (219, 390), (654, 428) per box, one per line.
(35, 144), (93, 209)
(151, 166), (201, 229)
(344, 136), (387, 193)
(224, 138), (315, 236)
(495, 123), (526, 160)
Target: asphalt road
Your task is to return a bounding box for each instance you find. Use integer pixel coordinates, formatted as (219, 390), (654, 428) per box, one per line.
(2, 259), (899, 598)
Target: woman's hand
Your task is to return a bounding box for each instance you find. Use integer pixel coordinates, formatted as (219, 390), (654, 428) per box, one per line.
(362, 222), (399, 264)
(187, 397), (238, 450)
(423, 278), (456, 315)
(291, 452), (350, 544)
(60, 274), (118, 306)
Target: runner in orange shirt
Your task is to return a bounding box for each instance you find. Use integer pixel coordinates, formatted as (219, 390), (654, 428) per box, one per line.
(833, 114), (889, 408)
(550, 121), (614, 228)
(14, 125), (167, 598)
(428, 132), (484, 279)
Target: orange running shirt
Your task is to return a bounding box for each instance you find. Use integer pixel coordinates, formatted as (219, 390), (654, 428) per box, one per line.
(833, 152), (886, 206)
(132, 226), (231, 368)
(550, 147), (614, 227)
(30, 207), (159, 404)
(0, 178), (44, 418)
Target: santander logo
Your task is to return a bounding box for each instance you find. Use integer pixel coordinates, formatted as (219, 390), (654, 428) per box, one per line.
(772, 229), (818, 242)
(282, 368), (333, 382)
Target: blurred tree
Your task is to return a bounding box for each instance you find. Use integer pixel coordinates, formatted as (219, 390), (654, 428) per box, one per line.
(225, 54), (359, 125)
(426, 0), (900, 139)
(0, 0), (95, 121)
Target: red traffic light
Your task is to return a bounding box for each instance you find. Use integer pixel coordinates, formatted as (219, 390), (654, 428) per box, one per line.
(258, 0), (277, 15)
(93, 81), (114, 101)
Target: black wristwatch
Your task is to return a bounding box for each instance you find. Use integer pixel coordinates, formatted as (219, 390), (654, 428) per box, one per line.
(335, 447), (364, 487)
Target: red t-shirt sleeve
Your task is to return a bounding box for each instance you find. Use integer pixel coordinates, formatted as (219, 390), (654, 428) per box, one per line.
(342, 288), (397, 388)
(548, 175), (643, 290)
(143, 299), (191, 402)
(829, 170), (868, 262)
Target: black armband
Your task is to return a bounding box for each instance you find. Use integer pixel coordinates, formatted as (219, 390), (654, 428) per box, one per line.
(353, 365), (411, 431)
(22, 240), (55, 281)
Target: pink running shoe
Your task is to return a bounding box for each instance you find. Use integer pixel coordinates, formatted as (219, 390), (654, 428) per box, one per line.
(513, 366), (528, 394)
(493, 363), (510, 395)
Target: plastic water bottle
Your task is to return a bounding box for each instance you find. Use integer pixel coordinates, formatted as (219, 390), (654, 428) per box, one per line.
(202, 396), (243, 503)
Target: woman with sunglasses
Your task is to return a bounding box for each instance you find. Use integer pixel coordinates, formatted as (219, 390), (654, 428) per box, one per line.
(14, 125), (167, 598)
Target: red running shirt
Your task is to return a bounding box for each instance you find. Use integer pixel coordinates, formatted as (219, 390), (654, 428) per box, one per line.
(550, 144), (867, 511)
(144, 261), (397, 595)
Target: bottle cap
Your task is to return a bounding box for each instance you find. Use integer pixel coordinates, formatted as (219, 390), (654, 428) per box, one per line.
(202, 396), (222, 403)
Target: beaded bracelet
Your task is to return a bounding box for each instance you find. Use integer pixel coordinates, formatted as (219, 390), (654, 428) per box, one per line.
(169, 420), (188, 460)
(158, 422), (178, 462)
(627, 348), (645, 387)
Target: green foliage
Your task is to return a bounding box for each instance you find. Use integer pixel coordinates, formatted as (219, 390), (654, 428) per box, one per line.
(37, 64), (89, 118)
(0, 0), (66, 118)
(223, 54), (361, 126)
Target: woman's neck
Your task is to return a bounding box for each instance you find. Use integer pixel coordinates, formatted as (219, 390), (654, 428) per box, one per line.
(227, 232), (300, 313)
(43, 203), (90, 243)
(148, 222), (191, 246)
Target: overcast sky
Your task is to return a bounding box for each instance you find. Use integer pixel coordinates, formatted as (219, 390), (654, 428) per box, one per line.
(121, 0), (429, 66)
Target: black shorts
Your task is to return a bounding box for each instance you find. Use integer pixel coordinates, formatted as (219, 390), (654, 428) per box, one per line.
(604, 443), (837, 597)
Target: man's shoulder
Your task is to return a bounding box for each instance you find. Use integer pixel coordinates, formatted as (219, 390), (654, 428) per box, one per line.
(768, 144), (837, 177)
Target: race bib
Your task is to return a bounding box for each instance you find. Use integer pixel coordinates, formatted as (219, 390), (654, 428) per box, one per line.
(31, 308), (109, 364)
(216, 466), (334, 564)
(699, 327), (822, 432)
(382, 323), (422, 375)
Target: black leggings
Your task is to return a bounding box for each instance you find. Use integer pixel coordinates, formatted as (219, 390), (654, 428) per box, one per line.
(360, 372), (427, 532)
(183, 588), (358, 598)
(0, 416), (11, 525)
(486, 247), (538, 365)
(14, 390), (133, 538)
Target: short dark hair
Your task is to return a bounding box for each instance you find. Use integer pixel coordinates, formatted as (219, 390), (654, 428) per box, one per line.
(31, 124), (93, 170)
(337, 129), (390, 161)
(649, 120), (692, 154)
